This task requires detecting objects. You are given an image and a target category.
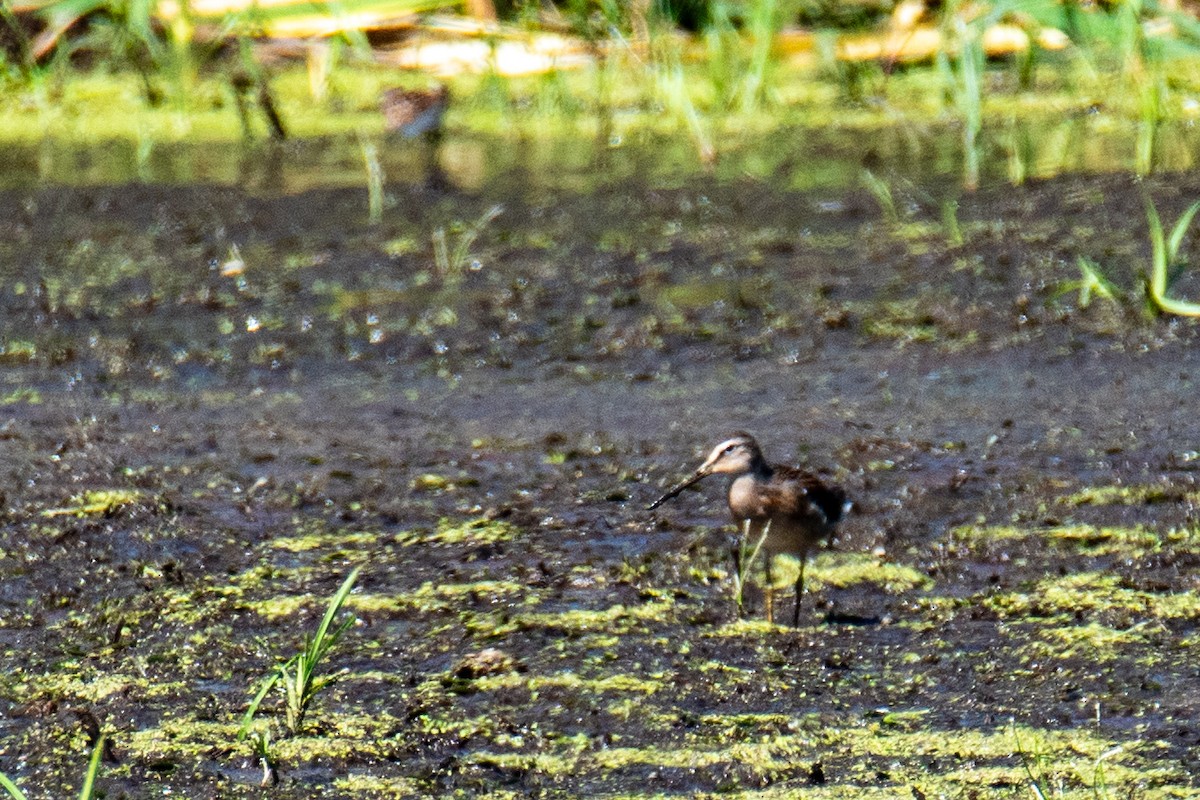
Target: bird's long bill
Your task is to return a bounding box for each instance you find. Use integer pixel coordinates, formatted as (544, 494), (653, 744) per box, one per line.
(647, 470), (708, 510)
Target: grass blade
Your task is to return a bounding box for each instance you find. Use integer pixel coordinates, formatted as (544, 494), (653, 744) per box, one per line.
(1167, 200), (1200, 261)
(311, 567), (361, 651)
(238, 663), (286, 740)
(77, 735), (106, 800)
(862, 170), (898, 225)
(0, 773), (29, 800)
(449, 204), (504, 275)
(1145, 197), (1200, 316)
(1075, 256), (1116, 307)
(1145, 196), (1166, 298)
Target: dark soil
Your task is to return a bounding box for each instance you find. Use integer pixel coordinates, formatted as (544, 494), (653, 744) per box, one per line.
(2, 155), (1200, 798)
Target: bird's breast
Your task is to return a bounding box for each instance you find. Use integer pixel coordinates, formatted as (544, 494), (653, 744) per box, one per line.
(727, 474), (769, 520)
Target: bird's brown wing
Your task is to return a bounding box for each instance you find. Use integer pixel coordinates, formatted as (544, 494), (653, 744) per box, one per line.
(770, 466), (848, 525)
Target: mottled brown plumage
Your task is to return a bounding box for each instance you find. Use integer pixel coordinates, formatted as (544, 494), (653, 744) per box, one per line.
(381, 85), (449, 140)
(648, 432), (849, 626)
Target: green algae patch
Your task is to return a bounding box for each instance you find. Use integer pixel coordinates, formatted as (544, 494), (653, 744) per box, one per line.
(0, 339), (37, 364)
(414, 713), (526, 746)
(40, 489), (144, 518)
(699, 712), (800, 731)
(333, 774), (423, 797)
(399, 517), (520, 547)
(592, 736), (813, 771)
(25, 671), (140, 704)
(358, 579), (533, 614)
(473, 670), (664, 696)
(0, 387), (41, 404)
(836, 722), (1154, 773)
(270, 530), (379, 553)
(983, 572), (1200, 619)
(856, 298), (978, 349)
(465, 750), (585, 776)
(457, 722), (1171, 796)
(1026, 619), (1163, 663)
(653, 279), (740, 312)
(704, 618), (781, 638)
(1045, 524), (1181, 555)
(953, 523), (1194, 557)
(125, 718), (244, 761)
(248, 580), (531, 621)
(509, 597), (676, 634)
(411, 473), (462, 491)
(1060, 483), (1199, 507)
(809, 553), (933, 593)
(950, 523), (1033, 545)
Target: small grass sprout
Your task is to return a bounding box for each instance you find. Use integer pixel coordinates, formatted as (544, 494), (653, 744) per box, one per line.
(941, 199), (963, 247)
(433, 204), (504, 281)
(1072, 256), (1118, 308)
(359, 134), (384, 225)
(1145, 196), (1200, 316)
(249, 727), (279, 787)
(862, 169), (899, 226)
(0, 772), (25, 800)
(937, 0), (986, 192)
(239, 566), (361, 738)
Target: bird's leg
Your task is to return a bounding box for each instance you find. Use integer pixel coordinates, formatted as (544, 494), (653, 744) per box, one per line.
(765, 552), (774, 625)
(792, 554), (808, 628)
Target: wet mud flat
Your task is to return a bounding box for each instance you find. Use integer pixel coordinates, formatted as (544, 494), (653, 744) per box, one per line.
(2, 167), (1200, 798)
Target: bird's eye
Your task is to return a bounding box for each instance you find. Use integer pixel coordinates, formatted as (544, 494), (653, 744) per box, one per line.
(723, 445), (735, 454)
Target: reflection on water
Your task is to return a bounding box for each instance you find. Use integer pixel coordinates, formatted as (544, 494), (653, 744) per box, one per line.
(5, 115), (1200, 193)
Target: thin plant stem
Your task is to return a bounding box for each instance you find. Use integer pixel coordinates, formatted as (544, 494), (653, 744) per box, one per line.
(0, 773), (29, 800)
(733, 519), (772, 613)
(77, 735), (106, 800)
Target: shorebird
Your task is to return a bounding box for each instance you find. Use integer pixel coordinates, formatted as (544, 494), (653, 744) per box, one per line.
(381, 85), (449, 141)
(648, 433), (849, 626)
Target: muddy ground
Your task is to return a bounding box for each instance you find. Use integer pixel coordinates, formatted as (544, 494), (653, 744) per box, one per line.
(1, 158), (1200, 798)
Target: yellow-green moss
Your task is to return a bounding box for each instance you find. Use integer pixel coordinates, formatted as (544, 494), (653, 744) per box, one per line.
(1045, 524), (1173, 555)
(247, 580), (532, 621)
(270, 531), (379, 552)
(984, 572), (1200, 618)
(1024, 619), (1161, 663)
(473, 670), (664, 696)
(510, 597), (676, 634)
(40, 489), (143, 518)
(1061, 484), (1199, 507)
(808, 552), (933, 593)
(26, 672), (138, 703)
(399, 517), (519, 546)
(950, 524), (1032, 544)
(124, 718), (243, 760)
(332, 774), (423, 798)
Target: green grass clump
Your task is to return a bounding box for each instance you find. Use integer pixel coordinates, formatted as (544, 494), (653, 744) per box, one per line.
(240, 567), (361, 738)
